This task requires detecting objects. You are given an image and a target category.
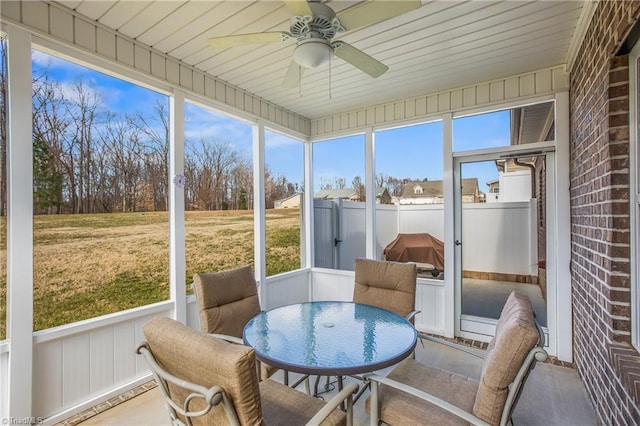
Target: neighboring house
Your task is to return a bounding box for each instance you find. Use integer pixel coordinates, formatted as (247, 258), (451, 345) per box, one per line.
(399, 178), (483, 204)
(314, 187), (392, 204)
(375, 187), (392, 204)
(486, 179), (500, 202)
(274, 193), (301, 209)
(314, 188), (360, 201)
(485, 159), (534, 203)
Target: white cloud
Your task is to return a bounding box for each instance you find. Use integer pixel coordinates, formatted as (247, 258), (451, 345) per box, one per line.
(185, 104), (252, 146)
(265, 133), (300, 148)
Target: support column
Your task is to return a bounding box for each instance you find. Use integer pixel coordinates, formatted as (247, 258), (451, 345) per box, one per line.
(442, 113), (455, 338)
(303, 141), (314, 269)
(169, 90), (186, 323)
(253, 121), (267, 307)
(365, 128), (376, 259)
(6, 24), (34, 418)
(554, 91), (572, 362)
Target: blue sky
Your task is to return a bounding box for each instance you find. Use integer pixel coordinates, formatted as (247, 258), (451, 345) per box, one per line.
(32, 49), (510, 193)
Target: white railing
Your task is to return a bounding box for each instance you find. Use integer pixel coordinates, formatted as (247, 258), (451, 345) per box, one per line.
(32, 301), (173, 424)
(21, 269), (311, 422)
(0, 341), (8, 420)
(310, 268), (446, 335)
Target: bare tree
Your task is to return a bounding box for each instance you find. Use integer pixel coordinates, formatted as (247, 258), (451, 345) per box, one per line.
(352, 176), (365, 201)
(128, 100), (169, 211)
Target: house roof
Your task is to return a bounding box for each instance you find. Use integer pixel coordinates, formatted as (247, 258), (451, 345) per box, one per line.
(401, 178), (479, 198)
(274, 193), (301, 204)
(314, 189), (357, 199)
(314, 187), (389, 199)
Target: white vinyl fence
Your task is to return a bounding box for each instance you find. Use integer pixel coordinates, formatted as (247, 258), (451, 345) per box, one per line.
(314, 199), (536, 277)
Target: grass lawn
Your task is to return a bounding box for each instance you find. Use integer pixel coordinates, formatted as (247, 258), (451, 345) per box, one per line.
(0, 209), (301, 338)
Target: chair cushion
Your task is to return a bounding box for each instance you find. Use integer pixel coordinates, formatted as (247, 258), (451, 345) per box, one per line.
(366, 358), (479, 425)
(260, 379), (346, 426)
(353, 258), (417, 319)
(473, 291), (540, 425)
(193, 265), (261, 338)
(143, 317), (262, 426)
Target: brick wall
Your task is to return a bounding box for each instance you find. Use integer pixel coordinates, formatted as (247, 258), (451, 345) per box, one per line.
(569, 1), (640, 423)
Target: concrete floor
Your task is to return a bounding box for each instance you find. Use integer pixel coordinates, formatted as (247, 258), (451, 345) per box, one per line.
(79, 337), (595, 426)
(462, 278), (548, 326)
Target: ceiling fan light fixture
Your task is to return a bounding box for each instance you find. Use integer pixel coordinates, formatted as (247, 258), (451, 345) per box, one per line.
(293, 39), (333, 69)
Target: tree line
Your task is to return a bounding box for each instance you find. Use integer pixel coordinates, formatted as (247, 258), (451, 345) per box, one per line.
(319, 174), (426, 202)
(0, 43), (299, 215)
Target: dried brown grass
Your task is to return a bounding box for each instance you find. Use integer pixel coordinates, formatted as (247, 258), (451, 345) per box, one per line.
(0, 209), (301, 336)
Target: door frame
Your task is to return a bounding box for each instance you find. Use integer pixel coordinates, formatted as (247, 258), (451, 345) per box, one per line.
(452, 143), (556, 349)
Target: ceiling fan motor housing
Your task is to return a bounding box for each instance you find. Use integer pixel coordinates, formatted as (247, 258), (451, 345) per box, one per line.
(290, 1), (344, 41)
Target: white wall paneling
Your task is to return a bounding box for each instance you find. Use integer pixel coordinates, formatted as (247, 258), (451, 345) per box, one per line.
(32, 303), (172, 422)
(262, 269), (311, 310)
(310, 269), (446, 335)
(186, 297), (200, 331)
(311, 268), (355, 302)
(310, 66), (569, 139)
(0, 345), (8, 419)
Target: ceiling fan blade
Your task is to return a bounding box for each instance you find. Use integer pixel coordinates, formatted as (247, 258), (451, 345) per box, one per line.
(337, 0), (422, 31)
(208, 32), (289, 49)
(333, 42), (388, 78)
(283, 0), (312, 16)
(282, 60), (303, 88)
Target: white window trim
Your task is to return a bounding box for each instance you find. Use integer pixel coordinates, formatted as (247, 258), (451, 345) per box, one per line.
(630, 41), (640, 351)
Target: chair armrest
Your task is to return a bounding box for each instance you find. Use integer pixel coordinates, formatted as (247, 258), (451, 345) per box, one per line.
(417, 332), (485, 359)
(137, 343), (238, 422)
(405, 310), (421, 322)
(365, 373), (491, 426)
(208, 334), (245, 345)
(306, 382), (358, 426)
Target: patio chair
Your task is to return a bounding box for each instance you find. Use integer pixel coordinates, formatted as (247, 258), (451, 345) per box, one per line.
(193, 265), (277, 380)
(313, 258), (419, 401)
(137, 316), (357, 426)
(353, 258), (419, 322)
(365, 290), (548, 426)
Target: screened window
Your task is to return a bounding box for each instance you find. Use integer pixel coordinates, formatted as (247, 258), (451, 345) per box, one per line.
(375, 121), (444, 278)
(312, 135), (365, 271)
(184, 102), (254, 289)
(265, 130), (304, 276)
(31, 50), (170, 330)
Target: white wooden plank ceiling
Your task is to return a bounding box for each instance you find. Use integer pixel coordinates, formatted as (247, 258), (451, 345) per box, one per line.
(51, 0), (585, 120)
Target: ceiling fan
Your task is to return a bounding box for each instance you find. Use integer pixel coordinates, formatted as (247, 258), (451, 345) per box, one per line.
(207, 0), (422, 88)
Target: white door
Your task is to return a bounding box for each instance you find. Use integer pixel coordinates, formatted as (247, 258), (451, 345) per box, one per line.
(453, 149), (554, 341)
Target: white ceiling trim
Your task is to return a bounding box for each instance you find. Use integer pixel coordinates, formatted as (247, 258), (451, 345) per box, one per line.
(0, 0), (311, 136)
(310, 66), (568, 139)
(566, 0), (599, 72)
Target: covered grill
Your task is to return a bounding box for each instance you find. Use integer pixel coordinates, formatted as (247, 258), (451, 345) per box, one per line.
(383, 233), (445, 275)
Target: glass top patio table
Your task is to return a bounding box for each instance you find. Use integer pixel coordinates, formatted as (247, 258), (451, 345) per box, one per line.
(242, 301), (417, 376)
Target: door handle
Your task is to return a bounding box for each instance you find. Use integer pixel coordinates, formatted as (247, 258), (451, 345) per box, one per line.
(454, 240), (462, 246)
